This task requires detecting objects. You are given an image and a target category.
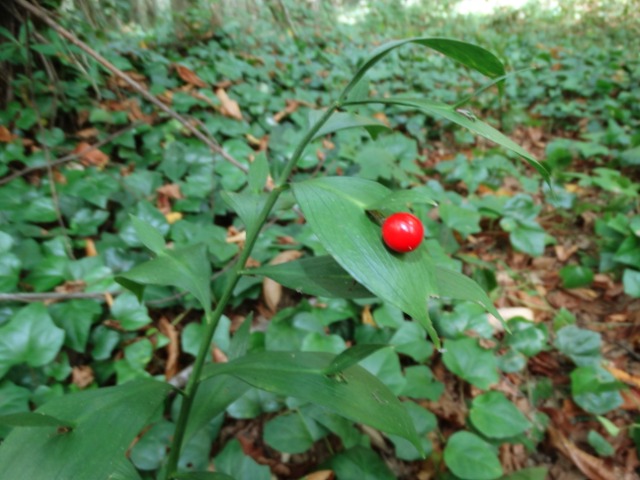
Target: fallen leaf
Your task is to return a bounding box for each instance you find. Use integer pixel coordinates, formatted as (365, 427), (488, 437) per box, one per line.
(487, 307), (535, 331)
(157, 183), (184, 202)
(55, 280), (86, 294)
(262, 250), (303, 313)
(85, 238), (97, 257)
(361, 304), (376, 326)
(216, 88), (243, 120)
(548, 424), (627, 480)
(0, 125), (17, 143)
(72, 142), (109, 169)
(303, 471), (334, 480)
(604, 365), (640, 389)
(213, 347), (228, 364)
(72, 365), (94, 389)
(273, 99), (301, 123)
(372, 111), (390, 127)
(158, 317), (179, 380)
(165, 212), (183, 224)
(175, 64), (207, 88)
(76, 127), (100, 139)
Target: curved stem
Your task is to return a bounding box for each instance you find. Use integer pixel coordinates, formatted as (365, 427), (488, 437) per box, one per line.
(164, 103), (339, 479)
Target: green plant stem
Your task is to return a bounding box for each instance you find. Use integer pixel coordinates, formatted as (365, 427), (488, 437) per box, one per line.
(164, 103), (339, 479)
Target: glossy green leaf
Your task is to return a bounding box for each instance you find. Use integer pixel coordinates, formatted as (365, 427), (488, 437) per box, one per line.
(214, 439), (270, 480)
(571, 366), (623, 415)
(0, 379), (171, 480)
(116, 244), (212, 315)
(245, 255), (374, 299)
(555, 325), (601, 366)
(587, 430), (615, 457)
(365, 189), (437, 211)
(0, 303), (65, 379)
(111, 292), (152, 330)
(183, 375), (250, 443)
(130, 215), (165, 254)
(200, 350), (422, 452)
(559, 265), (594, 289)
(345, 98), (549, 181)
(310, 110), (389, 140)
(623, 269), (640, 297)
(221, 190), (268, 237)
(470, 391), (531, 438)
(0, 412), (73, 428)
(322, 344), (387, 375)
(50, 300), (102, 352)
(264, 411), (326, 453)
(293, 177), (499, 348)
(343, 38), (505, 101)
(442, 337), (499, 390)
(329, 446), (394, 480)
(444, 431), (503, 480)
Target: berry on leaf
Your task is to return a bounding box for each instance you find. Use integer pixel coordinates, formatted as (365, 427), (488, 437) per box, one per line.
(382, 212), (424, 253)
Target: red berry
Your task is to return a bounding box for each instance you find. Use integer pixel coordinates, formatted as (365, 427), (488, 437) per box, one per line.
(382, 212), (424, 253)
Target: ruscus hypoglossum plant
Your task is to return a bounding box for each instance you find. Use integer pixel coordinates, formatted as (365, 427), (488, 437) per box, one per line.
(0, 36), (551, 480)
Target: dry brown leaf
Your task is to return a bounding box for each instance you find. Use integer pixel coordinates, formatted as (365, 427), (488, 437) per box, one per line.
(165, 212), (183, 224)
(605, 365), (640, 389)
(72, 366), (94, 389)
(158, 317), (179, 380)
(55, 280), (86, 294)
(373, 111), (391, 126)
(487, 307), (535, 331)
(104, 292), (114, 308)
(548, 425), (627, 480)
(85, 238), (97, 257)
(216, 88), (243, 120)
(273, 99), (301, 123)
(73, 142), (109, 169)
(76, 127), (100, 139)
(175, 64), (207, 88)
(262, 250), (303, 313)
(213, 347), (228, 364)
(0, 125), (17, 143)
(303, 471), (335, 480)
(157, 183), (183, 200)
(361, 304), (376, 326)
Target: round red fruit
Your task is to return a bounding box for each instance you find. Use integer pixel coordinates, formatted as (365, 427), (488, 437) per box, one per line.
(382, 212), (424, 253)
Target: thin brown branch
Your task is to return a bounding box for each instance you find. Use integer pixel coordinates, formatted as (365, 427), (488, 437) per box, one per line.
(14, 0), (247, 173)
(0, 122), (140, 186)
(0, 292), (113, 302)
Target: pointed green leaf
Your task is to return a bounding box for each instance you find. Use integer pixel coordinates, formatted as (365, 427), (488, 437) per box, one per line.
(221, 190), (268, 237)
(116, 244), (211, 314)
(200, 351), (422, 453)
(322, 344), (388, 375)
(344, 37), (505, 99)
(130, 215), (165, 254)
(245, 255), (374, 299)
(0, 412), (74, 428)
(0, 379), (171, 480)
(292, 177), (440, 346)
(345, 98), (549, 181)
(366, 189), (437, 211)
(293, 177), (501, 348)
(248, 151), (269, 193)
(311, 110), (389, 140)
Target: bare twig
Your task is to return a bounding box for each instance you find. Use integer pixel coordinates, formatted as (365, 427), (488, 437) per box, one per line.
(0, 122), (140, 186)
(24, 12), (74, 259)
(14, 0), (247, 173)
(0, 292), (113, 302)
